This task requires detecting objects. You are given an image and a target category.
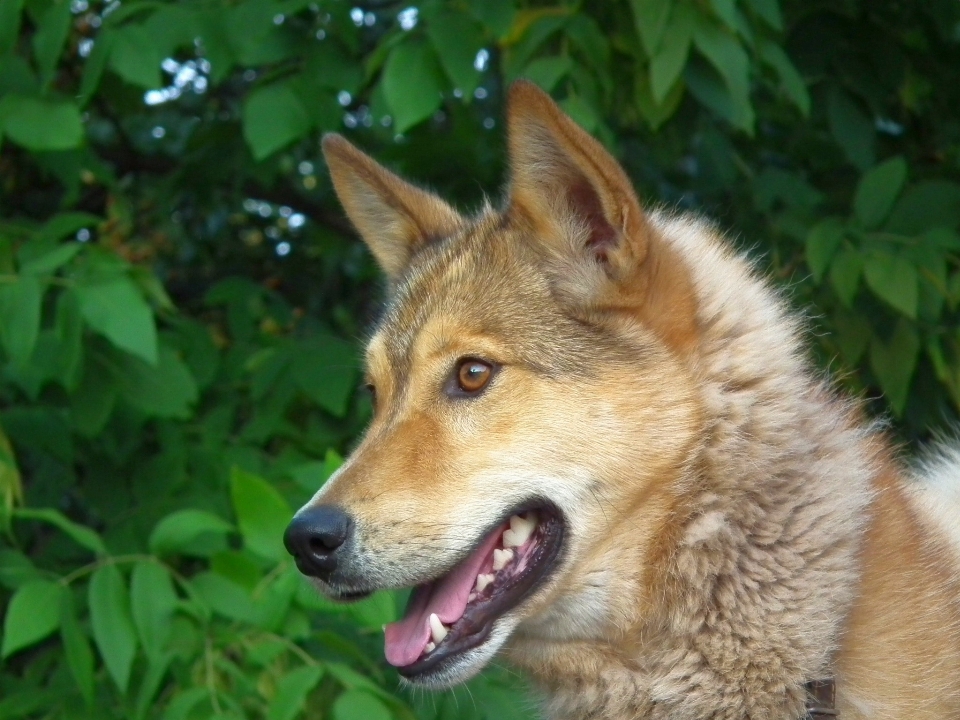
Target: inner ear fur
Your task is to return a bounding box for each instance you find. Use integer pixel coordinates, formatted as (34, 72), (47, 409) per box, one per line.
(504, 81), (699, 355)
(322, 134), (463, 279)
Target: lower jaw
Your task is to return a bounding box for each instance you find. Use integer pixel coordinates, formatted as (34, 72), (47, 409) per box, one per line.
(396, 504), (566, 680)
(397, 624), (505, 687)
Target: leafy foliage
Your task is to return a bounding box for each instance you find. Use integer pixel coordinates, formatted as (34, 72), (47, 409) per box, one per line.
(1, 0), (959, 718)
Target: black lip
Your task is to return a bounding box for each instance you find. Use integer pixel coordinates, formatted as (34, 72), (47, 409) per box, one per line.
(329, 589), (373, 602)
(396, 499), (566, 680)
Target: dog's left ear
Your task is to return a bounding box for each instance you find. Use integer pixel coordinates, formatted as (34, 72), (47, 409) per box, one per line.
(504, 81), (698, 354)
(322, 134), (463, 280)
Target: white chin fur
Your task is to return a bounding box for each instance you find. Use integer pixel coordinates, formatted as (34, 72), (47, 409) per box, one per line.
(402, 616), (517, 689)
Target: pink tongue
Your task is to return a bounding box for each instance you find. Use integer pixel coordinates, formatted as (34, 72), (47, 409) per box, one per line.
(384, 525), (504, 667)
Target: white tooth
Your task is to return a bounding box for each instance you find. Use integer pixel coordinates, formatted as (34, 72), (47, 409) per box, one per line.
(475, 573), (494, 593)
(504, 513), (537, 547)
(425, 641), (436, 654)
(492, 548), (514, 571)
(467, 592), (477, 603)
(429, 613), (448, 644)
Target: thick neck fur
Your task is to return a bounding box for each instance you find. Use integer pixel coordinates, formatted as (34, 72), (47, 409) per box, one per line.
(506, 212), (880, 719)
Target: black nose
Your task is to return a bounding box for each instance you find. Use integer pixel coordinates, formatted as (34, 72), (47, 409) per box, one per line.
(283, 505), (352, 579)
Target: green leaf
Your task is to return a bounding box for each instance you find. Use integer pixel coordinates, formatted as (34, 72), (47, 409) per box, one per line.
(89, 564), (138, 692)
(20, 243), (82, 275)
(268, 666), (324, 720)
(426, 9), (485, 96)
(520, 55), (573, 93)
(636, 67), (684, 130)
(35, 211), (101, 244)
(0, 549), (38, 589)
(1, 579), (63, 657)
(630, 0), (673, 56)
(805, 217), (845, 283)
(833, 308), (872, 366)
(828, 88), (874, 170)
(829, 245), (863, 307)
(0, 274), (42, 366)
(75, 276), (158, 363)
(190, 571), (257, 623)
(382, 38), (445, 133)
(60, 590), (95, 705)
(230, 467), (291, 561)
(0, 94), (84, 151)
(853, 156), (908, 229)
(134, 652), (173, 720)
(692, 17), (753, 132)
(13, 507), (106, 554)
(149, 509), (234, 556)
(109, 25), (163, 89)
(759, 40), (810, 116)
(32, 1), (73, 87)
(746, 0), (782, 30)
(290, 336), (358, 417)
(0, 0), (24, 56)
(467, 0), (515, 38)
(885, 181), (960, 235)
(289, 449), (343, 493)
(118, 345), (199, 419)
(70, 353), (117, 436)
(243, 81), (311, 161)
(870, 320), (919, 415)
(863, 252), (918, 318)
(650, 4), (694, 103)
(78, 31), (114, 106)
(332, 689), (392, 720)
(130, 562), (177, 661)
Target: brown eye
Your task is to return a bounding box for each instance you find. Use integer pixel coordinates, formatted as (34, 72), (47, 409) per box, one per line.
(456, 359), (493, 394)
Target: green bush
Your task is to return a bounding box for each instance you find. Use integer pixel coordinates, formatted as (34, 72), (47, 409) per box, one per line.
(1, 0), (958, 718)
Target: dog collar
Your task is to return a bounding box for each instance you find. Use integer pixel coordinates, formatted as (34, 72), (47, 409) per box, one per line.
(804, 678), (837, 718)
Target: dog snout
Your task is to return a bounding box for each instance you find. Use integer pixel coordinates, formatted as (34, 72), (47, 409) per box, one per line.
(284, 505), (352, 579)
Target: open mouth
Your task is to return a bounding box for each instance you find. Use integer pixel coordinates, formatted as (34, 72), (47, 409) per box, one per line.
(384, 502), (564, 679)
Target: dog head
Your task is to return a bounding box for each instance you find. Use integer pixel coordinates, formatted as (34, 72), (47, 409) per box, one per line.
(286, 82), (704, 687)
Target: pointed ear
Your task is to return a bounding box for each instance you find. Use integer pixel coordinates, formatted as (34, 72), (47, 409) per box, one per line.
(321, 134), (463, 279)
(504, 81), (698, 354)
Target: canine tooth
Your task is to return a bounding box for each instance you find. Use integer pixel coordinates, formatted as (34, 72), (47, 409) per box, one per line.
(429, 613), (448, 644)
(468, 592), (477, 603)
(492, 548), (514, 571)
(503, 513), (537, 547)
(475, 573), (495, 593)
(425, 642), (436, 654)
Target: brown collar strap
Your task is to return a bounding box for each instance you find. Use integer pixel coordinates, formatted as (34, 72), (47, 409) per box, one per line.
(804, 679), (837, 718)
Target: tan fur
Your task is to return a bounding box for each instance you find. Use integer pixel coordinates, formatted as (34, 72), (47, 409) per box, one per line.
(298, 81), (960, 718)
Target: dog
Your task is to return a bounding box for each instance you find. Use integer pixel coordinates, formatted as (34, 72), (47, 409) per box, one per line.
(284, 81), (960, 719)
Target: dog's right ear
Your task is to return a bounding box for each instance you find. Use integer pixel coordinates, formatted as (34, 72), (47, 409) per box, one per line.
(321, 134), (463, 279)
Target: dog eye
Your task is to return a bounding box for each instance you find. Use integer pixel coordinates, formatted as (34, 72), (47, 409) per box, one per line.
(454, 359), (494, 395)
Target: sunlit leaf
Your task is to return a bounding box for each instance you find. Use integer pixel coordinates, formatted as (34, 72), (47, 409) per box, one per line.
(130, 562), (178, 660)
(89, 564), (138, 692)
(1, 579), (63, 657)
(332, 690), (392, 720)
(149, 509), (234, 556)
(243, 81), (311, 161)
(75, 275), (158, 363)
(382, 38), (444, 133)
(230, 466), (291, 561)
(13, 507), (106, 554)
(0, 94), (83, 151)
(268, 665), (324, 720)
